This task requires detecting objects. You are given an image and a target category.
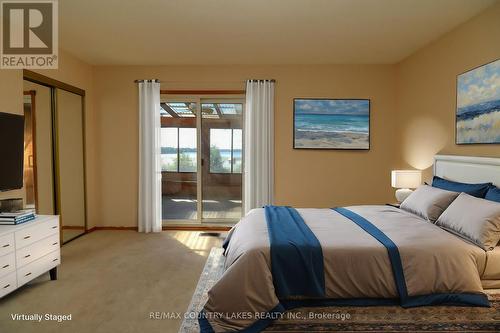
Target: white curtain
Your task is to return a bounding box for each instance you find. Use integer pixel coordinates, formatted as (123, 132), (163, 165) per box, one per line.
(138, 80), (162, 233)
(244, 80), (275, 214)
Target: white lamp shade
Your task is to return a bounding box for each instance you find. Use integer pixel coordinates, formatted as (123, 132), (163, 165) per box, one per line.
(391, 170), (422, 189)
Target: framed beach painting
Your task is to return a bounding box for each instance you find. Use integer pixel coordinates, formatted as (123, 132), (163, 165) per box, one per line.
(293, 98), (370, 150)
(456, 58), (500, 144)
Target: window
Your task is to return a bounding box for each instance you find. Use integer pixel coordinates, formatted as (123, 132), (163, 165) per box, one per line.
(209, 128), (242, 173)
(161, 128), (178, 172)
(232, 129), (242, 173)
(160, 102), (196, 117)
(161, 127), (197, 172)
(202, 103), (242, 118)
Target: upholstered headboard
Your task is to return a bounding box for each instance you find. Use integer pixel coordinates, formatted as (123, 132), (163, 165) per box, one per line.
(434, 155), (500, 186)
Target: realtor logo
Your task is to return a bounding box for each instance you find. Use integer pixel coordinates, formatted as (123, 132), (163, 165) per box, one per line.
(1, 0), (58, 68)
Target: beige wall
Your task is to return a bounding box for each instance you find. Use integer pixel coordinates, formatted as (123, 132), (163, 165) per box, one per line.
(0, 50), (98, 228)
(93, 3), (500, 227)
(1, 3), (499, 228)
(395, 3), (500, 182)
(94, 65), (397, 227)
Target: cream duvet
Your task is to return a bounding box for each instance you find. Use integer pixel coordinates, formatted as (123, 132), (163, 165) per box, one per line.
(199, 205), (488, 332)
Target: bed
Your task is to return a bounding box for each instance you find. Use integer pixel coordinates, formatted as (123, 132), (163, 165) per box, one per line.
(199, 155), (500, 333)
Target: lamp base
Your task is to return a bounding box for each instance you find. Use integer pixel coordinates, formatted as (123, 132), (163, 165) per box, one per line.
(395, 188), (413, 203)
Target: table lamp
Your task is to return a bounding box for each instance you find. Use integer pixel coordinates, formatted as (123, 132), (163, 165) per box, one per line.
(391, 170), (422, 202)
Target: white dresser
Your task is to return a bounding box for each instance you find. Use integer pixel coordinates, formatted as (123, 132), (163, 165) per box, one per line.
(0, 215), (60, 298)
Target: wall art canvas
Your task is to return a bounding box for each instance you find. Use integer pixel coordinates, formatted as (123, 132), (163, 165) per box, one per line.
(456, 59), (500, 144)
(294, 99), (370, 149)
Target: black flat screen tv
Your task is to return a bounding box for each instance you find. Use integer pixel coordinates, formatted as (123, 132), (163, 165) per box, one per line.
(0, 112), (25, 191)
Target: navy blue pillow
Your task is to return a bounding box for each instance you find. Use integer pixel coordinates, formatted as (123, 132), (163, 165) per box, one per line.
(485, 186), (500, 203)
(431, 176), (491, 198)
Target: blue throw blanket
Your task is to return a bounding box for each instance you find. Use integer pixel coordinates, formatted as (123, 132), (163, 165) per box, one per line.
(265, 205), (325, 298)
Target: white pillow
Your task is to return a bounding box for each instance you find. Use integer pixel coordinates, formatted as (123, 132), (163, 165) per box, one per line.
(400, 185), (459, 222)
(435, 193), (500, 251)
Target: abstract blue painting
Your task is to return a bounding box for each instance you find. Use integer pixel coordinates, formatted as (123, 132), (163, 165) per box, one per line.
(456, 59), (500, 144)
(294, 99), (370, 149)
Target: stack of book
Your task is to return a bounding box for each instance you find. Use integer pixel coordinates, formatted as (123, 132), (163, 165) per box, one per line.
(0, 210), (36, 225)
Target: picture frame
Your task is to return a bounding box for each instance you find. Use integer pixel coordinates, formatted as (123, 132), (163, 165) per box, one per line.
(293, 98), (370, 150)
(456, 58), (500, 145)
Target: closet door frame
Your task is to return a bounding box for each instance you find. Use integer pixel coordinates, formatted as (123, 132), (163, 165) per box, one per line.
(23, 70), (88, 245)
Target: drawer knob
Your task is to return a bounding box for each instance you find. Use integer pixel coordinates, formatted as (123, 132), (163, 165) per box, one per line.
(52, 242), (58, 246)
(52, 258), (58, 262)
(24, 272), (32, 277)
(51, 226), (57, 229)
(2, 244), (9, 248)
(23, 235), (31, 240)
(3, 284), (10, 289)
(24, 254), (31, 258)
(2, 264), (9, 269)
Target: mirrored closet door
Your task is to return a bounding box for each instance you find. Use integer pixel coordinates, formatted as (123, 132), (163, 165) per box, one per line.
(55, 90), (86, 243)
(23, 71), (87, 244)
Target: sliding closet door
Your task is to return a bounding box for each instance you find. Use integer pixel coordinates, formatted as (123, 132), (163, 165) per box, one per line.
(23, 80), (55, 215)
(55, 89), (86, 242)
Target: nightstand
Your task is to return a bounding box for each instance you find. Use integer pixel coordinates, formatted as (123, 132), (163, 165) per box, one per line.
(386, 203), (401, 208)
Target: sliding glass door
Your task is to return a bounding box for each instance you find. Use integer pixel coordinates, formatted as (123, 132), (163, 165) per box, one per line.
(160, 100), (198, 221)
(160, 96), (244, 224)
(201, 102), (243, 220)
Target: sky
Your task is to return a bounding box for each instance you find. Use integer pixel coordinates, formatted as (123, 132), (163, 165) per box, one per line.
(457, 59), (500, 109)
(295, 99), (369, 115)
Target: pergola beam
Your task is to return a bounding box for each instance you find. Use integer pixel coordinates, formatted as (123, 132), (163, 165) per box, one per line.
(213, 104), (223, 118)
(160, 102), (180, 118)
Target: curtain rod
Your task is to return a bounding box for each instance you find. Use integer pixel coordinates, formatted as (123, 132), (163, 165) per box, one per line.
(134, 79), (275, 83)
(247, 79), (275, 82)
(161, 89), (245, 95)
(134, 79), (161, 83)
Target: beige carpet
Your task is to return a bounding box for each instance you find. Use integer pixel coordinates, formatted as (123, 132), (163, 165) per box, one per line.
(0, 230), (223, 333)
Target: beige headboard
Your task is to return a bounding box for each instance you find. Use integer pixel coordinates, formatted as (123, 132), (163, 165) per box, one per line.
(433, 155), (500, 187)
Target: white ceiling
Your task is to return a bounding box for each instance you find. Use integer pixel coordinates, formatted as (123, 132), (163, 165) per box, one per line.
(59, 0), (497, 65)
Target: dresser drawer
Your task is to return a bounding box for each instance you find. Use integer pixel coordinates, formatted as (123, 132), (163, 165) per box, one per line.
(17, 250), (60, 287)
(15, 218), (59, 249)
(0, 271), (17, 298)
(0, 233), (15, 257)
(0, 252), (16, 278)
(16, 234), (60, 268)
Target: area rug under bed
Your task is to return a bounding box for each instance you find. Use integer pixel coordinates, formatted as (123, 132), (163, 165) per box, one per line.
(179, 247), (500, 332)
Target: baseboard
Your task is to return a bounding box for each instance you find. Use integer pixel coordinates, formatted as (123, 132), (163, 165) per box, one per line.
(86, 227), (97, 233)
(86, 226), (137, 233)
(62, 226), (86, 230)
(162, 225), (231, 231)
(85, 225), (231, 232)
